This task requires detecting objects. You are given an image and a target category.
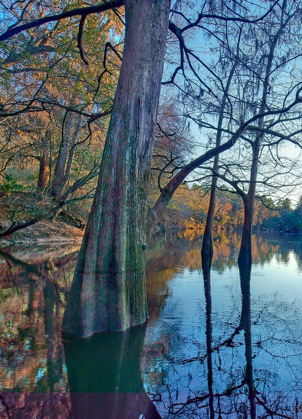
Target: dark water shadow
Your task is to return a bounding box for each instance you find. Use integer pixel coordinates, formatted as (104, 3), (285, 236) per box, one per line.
(63, 324), (161, 419)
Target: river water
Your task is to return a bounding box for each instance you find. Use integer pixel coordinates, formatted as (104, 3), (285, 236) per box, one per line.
(0, 232), (302, 418)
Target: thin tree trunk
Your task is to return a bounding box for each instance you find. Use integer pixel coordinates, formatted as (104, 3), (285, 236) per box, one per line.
(37, 130), (50, 191)
(150, 123), (247, 230)
(62, 0), (170, 337)
(238, 197), (253, 265)
(202, 63), (237, 262)
(50, 112), (78, 198)
(201, 167), (217, 264)
(238, 3), (287, 263)
(37, 152), (50, 191)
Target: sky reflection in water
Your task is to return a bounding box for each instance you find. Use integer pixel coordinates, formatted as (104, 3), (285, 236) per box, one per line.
(0, 233), (302, 418)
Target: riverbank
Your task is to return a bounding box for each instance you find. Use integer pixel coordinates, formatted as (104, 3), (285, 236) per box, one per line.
(0, 219), (84, 247)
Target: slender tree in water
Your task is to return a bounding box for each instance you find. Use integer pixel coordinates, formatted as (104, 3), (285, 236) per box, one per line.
(237, 0), (296, 264)
(201, 62), (237, 263)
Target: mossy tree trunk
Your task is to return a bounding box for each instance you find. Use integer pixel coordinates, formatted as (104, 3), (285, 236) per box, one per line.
(63, 0), (170, 337)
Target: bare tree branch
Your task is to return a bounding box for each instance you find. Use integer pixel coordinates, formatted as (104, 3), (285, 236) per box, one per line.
(0, 0), (124, 41)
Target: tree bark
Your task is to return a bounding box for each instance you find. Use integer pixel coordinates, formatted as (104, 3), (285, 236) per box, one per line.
(62, 0), (171, 337)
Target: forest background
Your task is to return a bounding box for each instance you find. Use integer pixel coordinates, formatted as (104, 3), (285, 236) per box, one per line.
(1, 0), (302, 242)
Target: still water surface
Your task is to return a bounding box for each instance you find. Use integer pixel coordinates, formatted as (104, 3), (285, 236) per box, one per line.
(0, 232), (302, 418)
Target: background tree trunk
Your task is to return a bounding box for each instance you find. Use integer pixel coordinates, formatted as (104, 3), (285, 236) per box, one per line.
(37, 130), (50, 191)
(62, 0), (171, 337)
(50, 112), (81, 199)
(201, 156), (219, 264)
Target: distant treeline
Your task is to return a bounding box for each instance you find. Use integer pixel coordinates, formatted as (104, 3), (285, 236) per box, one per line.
(149, 183), (302, 233)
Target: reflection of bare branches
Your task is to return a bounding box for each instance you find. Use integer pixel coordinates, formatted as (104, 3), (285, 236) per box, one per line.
(255, 394), (292, 419)
(162, 380), (246, 417)
(182, 321), (243, 364)
(144, 233), (302, 418)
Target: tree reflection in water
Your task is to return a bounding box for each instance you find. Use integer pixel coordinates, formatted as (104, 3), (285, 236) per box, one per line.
(144, 233), (302, 417)
(0, 248), (161, 418)
(202, 256), (215, 419)
(238, 260), (256, 419)
(1, 234), (302, 417)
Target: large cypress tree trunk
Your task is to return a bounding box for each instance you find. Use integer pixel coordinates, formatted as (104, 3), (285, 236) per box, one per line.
(63, 0), (170, 337)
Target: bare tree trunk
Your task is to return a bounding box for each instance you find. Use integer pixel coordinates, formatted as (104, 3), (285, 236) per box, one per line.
(150, 122), (248, 231)
(37, 152), (50, 191)
(202, 63), (236, 263)
(50, 112), (80, 198)
(238, 196), (254, 265)
(37, 130), (50, 191)
(62, 0), (170, 337)
(238, 3), (287, 264)
(201, 156), (219, 264)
